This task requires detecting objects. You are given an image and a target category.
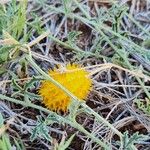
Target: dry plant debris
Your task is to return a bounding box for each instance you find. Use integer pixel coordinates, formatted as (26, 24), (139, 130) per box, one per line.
(0, 0), (150, 149)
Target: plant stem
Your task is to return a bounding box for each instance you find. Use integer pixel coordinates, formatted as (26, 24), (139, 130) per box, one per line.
(0, 94), (110, 149)
(48, 31), (106, 60)
(73, 0), (91, 19)
(108, 0), (150, 36)
(92, 25), (150, 99)
(46, 4), (149, 54)
(25, 55), (123, 139)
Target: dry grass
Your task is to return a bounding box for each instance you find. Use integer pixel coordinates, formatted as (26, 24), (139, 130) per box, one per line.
(0, 0), (150, 149)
